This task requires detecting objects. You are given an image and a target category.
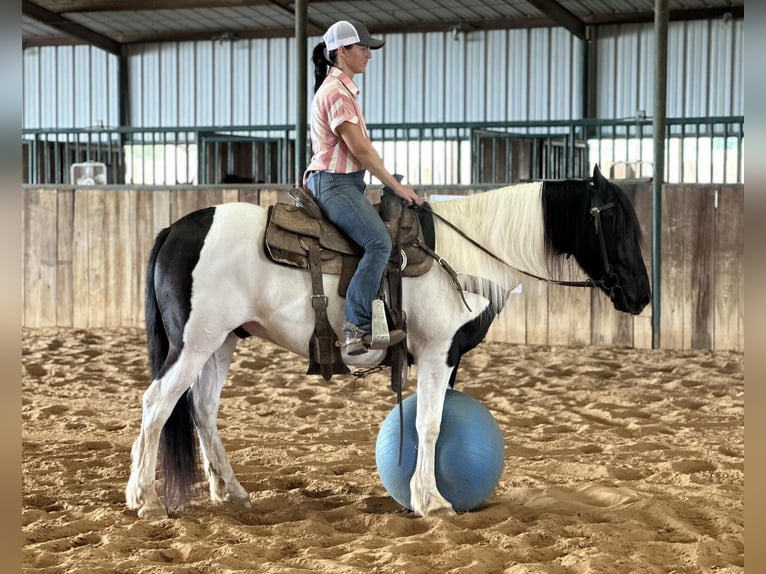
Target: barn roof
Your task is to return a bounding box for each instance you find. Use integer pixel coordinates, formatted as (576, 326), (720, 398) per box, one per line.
(23, 0), (744, 55)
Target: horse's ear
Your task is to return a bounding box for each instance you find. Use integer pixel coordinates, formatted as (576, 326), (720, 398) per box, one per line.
(592, 163), (603, 181)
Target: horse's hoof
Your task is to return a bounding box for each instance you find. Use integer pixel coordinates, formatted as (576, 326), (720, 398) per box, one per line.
(412, 494), (456, 518)
(424, 505), (457, 518)
(137, 505), (169, 520)
(232, 495), (252, 509)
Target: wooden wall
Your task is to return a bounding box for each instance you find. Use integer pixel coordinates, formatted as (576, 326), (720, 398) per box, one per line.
(22, 183), (744, 352)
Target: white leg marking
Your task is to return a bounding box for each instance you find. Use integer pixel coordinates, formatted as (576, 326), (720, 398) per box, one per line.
(126, 349), (211, 519)
(193, 335), (251, 507)
(409, 358), (456, 517)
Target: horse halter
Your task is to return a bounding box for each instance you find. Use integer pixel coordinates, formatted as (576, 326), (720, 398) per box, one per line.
(587, 190), (621, 300)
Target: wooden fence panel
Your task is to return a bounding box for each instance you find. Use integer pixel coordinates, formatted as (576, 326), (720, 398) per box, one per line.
(631, 181), (654, 349)
(547, 282), (591, 346)
(104, 192), (123, 326)
(660, 186), (687, 349)
(56, 190), (75, 326)
(590, 289), (634, 347)
(714, 186), (744, 350)
(507, 287), (529, 345)
(259, 189), (291, 208)
(133, 190), (171, 326)
(22, 188), (58, 326)
(71, 189), (92, 327)
(239, 189), (262, 206)
(88, 188), (109, 327)
(108, 190), (138, 326)
(687, 187), (716, 349)
(486, 279), (526, 344)
(524, 278), (550, 346)
(171, 189), (226, 221)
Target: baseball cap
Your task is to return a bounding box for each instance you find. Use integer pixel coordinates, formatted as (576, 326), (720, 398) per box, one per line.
(323, 20), (385, 51)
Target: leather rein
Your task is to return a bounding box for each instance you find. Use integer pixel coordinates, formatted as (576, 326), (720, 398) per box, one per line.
(413, 182), (623, 299)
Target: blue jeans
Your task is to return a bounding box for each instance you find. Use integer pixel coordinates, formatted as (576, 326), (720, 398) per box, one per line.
(307, 171), (391, 330)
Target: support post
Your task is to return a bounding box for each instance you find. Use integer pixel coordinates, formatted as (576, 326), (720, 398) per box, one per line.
(652, 0), (669, 349)
(118, 46), (129, 184)
(294, 0), (308, 186)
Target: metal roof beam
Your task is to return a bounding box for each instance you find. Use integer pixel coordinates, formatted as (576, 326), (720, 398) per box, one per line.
(583, 6), (743, 25)
(28, 0), (277, 11)
(21, 4), (744, 47)
(22, 0), (121, 54)
(525, 0), (587, 39)
(268, 0), (326, 35)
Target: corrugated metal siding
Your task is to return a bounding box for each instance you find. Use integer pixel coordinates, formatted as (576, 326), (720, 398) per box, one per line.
(123, 27), (583, 128)
(22, 45), (121, 129)
(21, 18), (743, 130)
(596, 18), (744, 118)
(358, 27), (583, 125)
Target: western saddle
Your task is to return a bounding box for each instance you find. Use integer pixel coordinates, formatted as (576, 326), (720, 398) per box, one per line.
(263, 186), (436, 385)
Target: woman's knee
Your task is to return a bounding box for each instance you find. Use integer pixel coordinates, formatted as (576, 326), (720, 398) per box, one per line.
(366, 229), (392, 255)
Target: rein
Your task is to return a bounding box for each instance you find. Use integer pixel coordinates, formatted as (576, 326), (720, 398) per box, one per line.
(413, 183), (622, 295)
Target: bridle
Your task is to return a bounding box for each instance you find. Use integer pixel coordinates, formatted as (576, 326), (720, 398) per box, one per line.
(414, 179), (624, 300)
(587, 192), (622, 300)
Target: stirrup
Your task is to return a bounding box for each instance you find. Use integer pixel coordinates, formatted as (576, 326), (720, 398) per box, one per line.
(343, 329), (407, 355)
(365, 329), (406, 349)
(342, 322), (407, 356)
(369, 298), (400, 350)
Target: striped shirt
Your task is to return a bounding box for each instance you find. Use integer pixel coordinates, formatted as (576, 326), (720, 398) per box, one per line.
(304, 68), (369, 185)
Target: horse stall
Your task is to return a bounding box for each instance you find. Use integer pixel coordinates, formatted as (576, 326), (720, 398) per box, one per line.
(22, 182), (744, 352)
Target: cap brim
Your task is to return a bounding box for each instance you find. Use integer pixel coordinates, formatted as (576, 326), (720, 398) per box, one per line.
(366, 37), (385, 49)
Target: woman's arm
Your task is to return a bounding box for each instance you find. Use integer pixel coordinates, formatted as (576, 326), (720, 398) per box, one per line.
(336, 121), (422, 205)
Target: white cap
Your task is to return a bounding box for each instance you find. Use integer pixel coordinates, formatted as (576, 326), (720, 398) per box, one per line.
(323, 20), (385, 52)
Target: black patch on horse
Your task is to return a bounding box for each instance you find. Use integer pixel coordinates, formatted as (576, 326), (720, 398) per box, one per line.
(445, 279), (508, 388)
(150, 207), (216, 378)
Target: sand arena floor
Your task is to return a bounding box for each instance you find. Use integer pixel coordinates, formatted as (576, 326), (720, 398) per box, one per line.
(22, 327), (743, 573)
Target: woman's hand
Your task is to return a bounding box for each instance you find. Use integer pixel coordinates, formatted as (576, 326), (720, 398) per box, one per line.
(390, 181), (422, 205)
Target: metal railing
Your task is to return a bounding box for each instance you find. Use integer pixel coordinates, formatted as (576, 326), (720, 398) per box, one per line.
(22, 116), (743, 186)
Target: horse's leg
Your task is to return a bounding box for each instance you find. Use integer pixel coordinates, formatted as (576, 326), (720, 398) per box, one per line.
(126, 348), (211, 519)
(192, 333), (251, 508)
(410, 357), (456, 517)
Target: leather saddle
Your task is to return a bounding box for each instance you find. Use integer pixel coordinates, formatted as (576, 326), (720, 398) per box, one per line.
(262, 187), (435, 382)
(264, 189), (435, 289)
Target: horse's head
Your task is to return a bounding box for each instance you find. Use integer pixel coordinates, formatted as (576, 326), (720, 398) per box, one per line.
(576, 165), (651, 315)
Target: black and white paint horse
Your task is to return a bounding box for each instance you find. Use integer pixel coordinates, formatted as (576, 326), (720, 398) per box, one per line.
(126, 165), (651, 519)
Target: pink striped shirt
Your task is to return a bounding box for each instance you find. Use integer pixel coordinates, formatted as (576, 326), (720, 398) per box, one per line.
(304, 68), (369, 185)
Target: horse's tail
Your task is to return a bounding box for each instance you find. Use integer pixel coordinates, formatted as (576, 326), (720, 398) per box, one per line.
(145, 226), (171, 379)
(145, 226), (200, 510)
(161, 390), (199, 510)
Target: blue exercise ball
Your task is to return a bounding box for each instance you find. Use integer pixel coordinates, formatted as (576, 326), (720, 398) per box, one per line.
(375, 389), (505, 512)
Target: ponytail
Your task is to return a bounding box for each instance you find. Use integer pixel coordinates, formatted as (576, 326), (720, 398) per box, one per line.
(311, 41), (337, 93)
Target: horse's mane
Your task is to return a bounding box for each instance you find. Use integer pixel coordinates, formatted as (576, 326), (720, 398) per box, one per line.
(540, 179), (595, 281)
(543, 178), (643, 251)
(429, 182), (553, 310)
(429, 177), (641, 312)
